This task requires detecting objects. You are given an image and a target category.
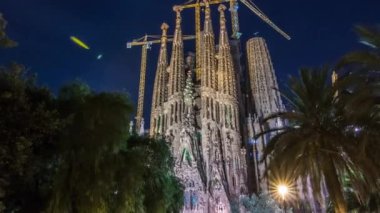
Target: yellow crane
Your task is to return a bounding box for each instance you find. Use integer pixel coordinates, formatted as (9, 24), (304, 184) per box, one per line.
(177, 0), (291, 80)
(127, 34), (196, 132)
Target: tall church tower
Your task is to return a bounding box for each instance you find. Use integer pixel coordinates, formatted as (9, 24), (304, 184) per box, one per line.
(215, 4), (247, 198)
(246, 37), (284, 192)
(148, 1), (249, 211)
(166, 6), (186, 140)
(150, 23), (169, 136)
(246, 37), (284, 118)
(147, 5), (289, 211)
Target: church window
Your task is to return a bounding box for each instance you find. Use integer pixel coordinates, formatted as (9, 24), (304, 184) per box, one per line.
(170, 105), (173, 125)
(216, 102), (220, 123)
(175, 102), (178, 123)
(179, 102), (182, 122)
(202, 98), (205, 118)
(229, 106), (233, 129)
(224, 105), (228, 127)
(207, 97), (210, 119)
(211, 99), (214, 120)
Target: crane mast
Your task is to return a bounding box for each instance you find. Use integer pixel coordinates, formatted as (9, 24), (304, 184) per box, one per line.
(127, 34), (196, 133)
(135, 35), (149, 132)
(195, 1), (202, 81)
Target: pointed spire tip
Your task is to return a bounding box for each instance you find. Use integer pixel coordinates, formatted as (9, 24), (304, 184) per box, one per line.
(218, 4), (227, 12)
(161, 23), (169, 30)
(173, 5), (183, 13)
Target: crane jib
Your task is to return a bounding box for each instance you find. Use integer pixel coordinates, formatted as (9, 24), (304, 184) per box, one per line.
(177, 0), (291, 40)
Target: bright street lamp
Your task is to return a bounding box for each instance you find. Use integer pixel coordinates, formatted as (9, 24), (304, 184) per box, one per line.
(278, 184), (289, 200)
(277, 184), (289, 212)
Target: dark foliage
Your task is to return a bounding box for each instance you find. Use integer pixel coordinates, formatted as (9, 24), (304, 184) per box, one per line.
(0, 64), (61, 212)
(0, 71), (183, 212)
(0, 13), (17, 48)
(259, 67), (380, 213)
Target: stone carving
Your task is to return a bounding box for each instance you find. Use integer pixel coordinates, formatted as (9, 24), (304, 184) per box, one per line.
(148, 2), (254, 212)
(225, 133), (232, 148)
(211, 127), (219, 144)
(179, 129), (194, 166)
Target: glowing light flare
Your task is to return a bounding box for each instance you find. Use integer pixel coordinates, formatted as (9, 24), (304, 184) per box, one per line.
(268, 173), (297, 204)
(70, 36), (90, 50)
(277, 184), (289, 200)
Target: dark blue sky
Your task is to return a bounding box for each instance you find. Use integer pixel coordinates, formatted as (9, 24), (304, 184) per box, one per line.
(1, 0), (379, 122)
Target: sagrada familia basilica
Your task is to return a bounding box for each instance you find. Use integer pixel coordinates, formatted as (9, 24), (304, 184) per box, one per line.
(143, 1), (284, 212)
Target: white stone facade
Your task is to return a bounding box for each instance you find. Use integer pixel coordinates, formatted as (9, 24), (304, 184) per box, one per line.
(149, 1), (284, 212)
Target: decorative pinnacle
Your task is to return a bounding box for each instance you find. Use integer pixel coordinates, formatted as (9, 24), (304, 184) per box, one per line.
(161, 22), (169, 31)
(218, 4), (227, 13)
(204, 0), (211, 18)
(161, 23), (169, 37)
(173, 6), (183, 27)
(218, 4), (227, 29)
(203, 0), (210, 8)
(173, 5), (183, 14)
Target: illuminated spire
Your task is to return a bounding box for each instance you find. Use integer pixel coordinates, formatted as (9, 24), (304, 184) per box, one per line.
(201, 0), (217, 90)
(246, 37), (284, 118)
(150, 23), (169, 136)
(168, 6), (185, 97)
(152, 23), (169, 109)
(217, 4), (237, 97)
(166, 6), (185, 129)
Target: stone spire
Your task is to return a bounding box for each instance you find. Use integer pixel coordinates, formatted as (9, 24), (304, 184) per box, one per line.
(201, 0), (217, 90)
(184, 70), (195, 114)
(168, 6), (185, 97)
(215, 4), (246, 198)
(217, 4), (239, 131)
(246, 37), (284, 192)
(246, 37), (284, 118)
(200, 0), (218, 124)
(150, 23), (169, 136)
(166, 6), (185, 131)
(217, 5), (237, 98)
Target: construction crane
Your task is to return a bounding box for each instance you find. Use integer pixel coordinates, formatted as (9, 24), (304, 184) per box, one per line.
(127, 34), (196, 132)
(177, 0), (291, 80)
(239, 0), (291, 40)
(178, 0), (291, 40)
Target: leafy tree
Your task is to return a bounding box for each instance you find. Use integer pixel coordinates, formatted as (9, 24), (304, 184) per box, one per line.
(0, 15), (182, 212)
(111, 135), (183, 213)
(260, 67), (380, 213)
(0, 13), (17, 48)
(48, 82), (183, 213)
(48, 83), (133, 213)
(0, 64), (61, 212)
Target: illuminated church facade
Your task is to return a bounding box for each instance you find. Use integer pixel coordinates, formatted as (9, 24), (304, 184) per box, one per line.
(148, 2), (284, 212)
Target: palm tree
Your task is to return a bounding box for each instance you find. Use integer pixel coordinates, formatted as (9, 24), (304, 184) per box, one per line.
(260, 67), (380, 213)
(335, 24), (380, 211)
(337, 25), (380, 74)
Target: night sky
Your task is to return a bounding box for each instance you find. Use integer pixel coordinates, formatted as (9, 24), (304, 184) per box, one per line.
(1, 0), (379, 124)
